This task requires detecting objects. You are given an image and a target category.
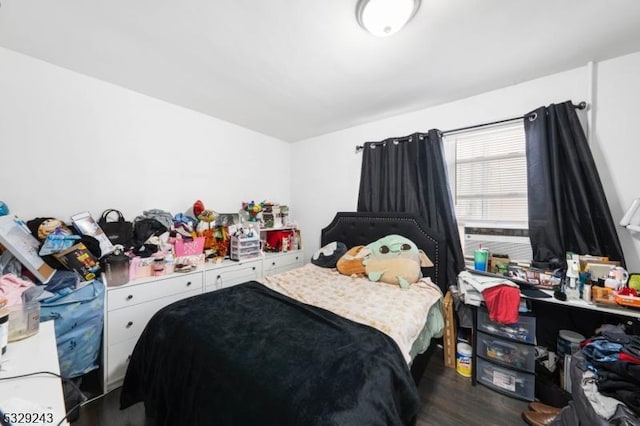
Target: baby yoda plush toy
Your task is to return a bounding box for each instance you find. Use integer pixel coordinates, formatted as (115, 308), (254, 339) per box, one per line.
(363, 234), (433, 289)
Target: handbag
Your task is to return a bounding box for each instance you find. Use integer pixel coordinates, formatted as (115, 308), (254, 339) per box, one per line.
(98, 209), (133, 248)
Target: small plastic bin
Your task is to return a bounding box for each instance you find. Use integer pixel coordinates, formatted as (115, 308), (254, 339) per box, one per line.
(476, 357), (535, 401)
(477, 308), (536, 344)
(230, 235), (261, 260)
(477, 331), (535, 372)
(8, 301), (40, 342)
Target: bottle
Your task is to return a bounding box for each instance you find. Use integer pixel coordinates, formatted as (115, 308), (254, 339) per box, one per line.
(152, 257), (166, 276)
(473, 244), (489, 272)
(583, 284), (592, 302)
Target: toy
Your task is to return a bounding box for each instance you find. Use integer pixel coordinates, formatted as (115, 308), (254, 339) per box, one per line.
(311, 241), (347, 268)
(336, 245), (369, 276)
(197, 209), (219, 250)
(362, 234), (433, 289)
(27, 217), (73, 241)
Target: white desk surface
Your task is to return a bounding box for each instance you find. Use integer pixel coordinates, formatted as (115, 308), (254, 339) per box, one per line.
(524, 288), (640, 320)
(0, 320), (68, 425)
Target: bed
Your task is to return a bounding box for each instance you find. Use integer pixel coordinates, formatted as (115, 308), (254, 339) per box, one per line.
(120, 212), (447, 425)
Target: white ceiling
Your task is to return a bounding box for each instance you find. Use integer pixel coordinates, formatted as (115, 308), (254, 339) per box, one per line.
(1, 1), (640, 142)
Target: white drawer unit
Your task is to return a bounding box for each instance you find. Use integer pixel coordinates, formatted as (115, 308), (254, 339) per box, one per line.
(108, 271), (203, 310)
(106, 337), (138, 390)
(205, 259), (263, 292)
(263, 251), (304, 276)
(102, 250), (304, 392)
(104, 272), (203, 391)
(108, 289), (201, 346)
(229, 235), (261, 261)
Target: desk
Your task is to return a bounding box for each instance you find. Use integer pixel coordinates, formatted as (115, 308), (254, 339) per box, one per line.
(468, 285), (640, 389)
(0, 321), (68, 425)
(523, 288), (640, 320)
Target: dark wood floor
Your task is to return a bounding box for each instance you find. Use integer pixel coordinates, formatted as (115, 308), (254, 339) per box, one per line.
(74, 347), (529, 425)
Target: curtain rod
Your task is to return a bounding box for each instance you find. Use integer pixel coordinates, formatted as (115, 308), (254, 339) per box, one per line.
(355, 101), (587, 153)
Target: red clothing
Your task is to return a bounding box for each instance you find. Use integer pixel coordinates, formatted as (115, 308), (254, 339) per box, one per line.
(482, 284), (521, 324)
(620, 352), (640, 364)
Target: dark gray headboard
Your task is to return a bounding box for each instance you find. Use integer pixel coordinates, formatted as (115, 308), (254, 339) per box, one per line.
(320, 212), (447, 293)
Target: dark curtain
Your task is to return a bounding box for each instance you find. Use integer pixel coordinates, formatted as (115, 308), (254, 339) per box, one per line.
(357, 130), (465, 287)
(524, 100), (625, 268)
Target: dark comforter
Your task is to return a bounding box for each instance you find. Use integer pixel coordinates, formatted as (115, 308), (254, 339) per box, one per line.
(120, 281), (420, 426)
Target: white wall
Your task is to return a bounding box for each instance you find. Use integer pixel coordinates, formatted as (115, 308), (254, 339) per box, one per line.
(593, 52), (640, 272)
(0, 47), (291, 223)
(292, 52), (640, 272)
(3, 44), (639, 272)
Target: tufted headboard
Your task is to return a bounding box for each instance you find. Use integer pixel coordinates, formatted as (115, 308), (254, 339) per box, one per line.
(320, 212), (447, 293)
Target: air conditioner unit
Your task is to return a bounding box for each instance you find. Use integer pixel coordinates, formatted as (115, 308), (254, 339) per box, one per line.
(463, 222), (532, 264)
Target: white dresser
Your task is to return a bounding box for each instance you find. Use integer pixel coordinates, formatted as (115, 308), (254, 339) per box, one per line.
(102, 251), (303, 392)
(263, 251), (304, 276)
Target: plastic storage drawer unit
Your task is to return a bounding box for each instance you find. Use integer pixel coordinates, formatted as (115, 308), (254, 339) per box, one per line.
(477, 308), (536, 344)
(477, 331), (535, 373)
(476, 357), (535, 401)
(230, 235), (261, 260)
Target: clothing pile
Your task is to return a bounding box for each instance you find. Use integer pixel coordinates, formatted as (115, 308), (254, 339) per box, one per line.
(542, 330), (640, 426)
(581, 331), (640, 417)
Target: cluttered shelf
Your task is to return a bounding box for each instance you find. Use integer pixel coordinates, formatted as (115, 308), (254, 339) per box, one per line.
(464, 268), (640, 319)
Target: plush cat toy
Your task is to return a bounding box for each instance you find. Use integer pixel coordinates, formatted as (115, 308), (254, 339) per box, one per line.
(363, 234), (433, 289)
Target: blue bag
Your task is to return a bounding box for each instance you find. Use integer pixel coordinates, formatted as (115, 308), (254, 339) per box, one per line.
(40, 280), (105, 378)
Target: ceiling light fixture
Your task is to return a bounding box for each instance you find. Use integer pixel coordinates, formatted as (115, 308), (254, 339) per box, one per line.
(356, 0), (421, 37)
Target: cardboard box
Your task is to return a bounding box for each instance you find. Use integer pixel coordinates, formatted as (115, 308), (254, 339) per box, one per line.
(442, 291), (457, 369)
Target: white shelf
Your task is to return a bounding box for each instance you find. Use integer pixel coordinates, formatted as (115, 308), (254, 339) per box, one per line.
(260, 226), (298, 232)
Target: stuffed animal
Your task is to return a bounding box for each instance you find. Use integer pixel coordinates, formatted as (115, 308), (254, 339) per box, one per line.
(26, 217), (73, 241)
(336, 245), (369, 276)
(311, 241), (347, 268)
(197, 209), (219, 250)
(363, 234), (433, 289)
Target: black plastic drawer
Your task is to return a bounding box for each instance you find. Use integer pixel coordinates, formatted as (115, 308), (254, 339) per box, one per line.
(477, 307), (536, 344)
(477, 331), (535, 373)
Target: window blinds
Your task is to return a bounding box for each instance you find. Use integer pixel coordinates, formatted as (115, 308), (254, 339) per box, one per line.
(444, 122), (528, 223)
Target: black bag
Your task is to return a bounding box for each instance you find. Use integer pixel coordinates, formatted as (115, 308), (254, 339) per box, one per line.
(132, 218), (167, 248)
(99, 209), (133, 248)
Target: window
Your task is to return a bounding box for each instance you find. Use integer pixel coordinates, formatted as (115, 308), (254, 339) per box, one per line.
(443, 121), (528, 224)
(443, 121), (531, 263)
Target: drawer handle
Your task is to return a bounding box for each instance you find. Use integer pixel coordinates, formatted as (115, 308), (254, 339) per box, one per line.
(126, 295), (133, 301)
(217, 275), (221, 279)
(252, 266), (256, 271)
(186, 281), (192, 287)
(272, 262), (276, 266)
(126, 321), (133, 328)
(295, 256), (299, 260)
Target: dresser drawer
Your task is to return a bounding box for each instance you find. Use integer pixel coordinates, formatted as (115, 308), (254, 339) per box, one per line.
(205, 260), (262, 291)
(108, 289), (201, 346)
(264, 252), (303, 276)
(476, 357), (535, 401)
(477, 331), (535, 373)
(107, 272), (203, 311)
(477, 307), (536, 344)
(106, 337), (137, 391)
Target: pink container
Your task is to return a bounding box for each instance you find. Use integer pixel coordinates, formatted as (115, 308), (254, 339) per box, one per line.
(174, 237), (205, 257)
